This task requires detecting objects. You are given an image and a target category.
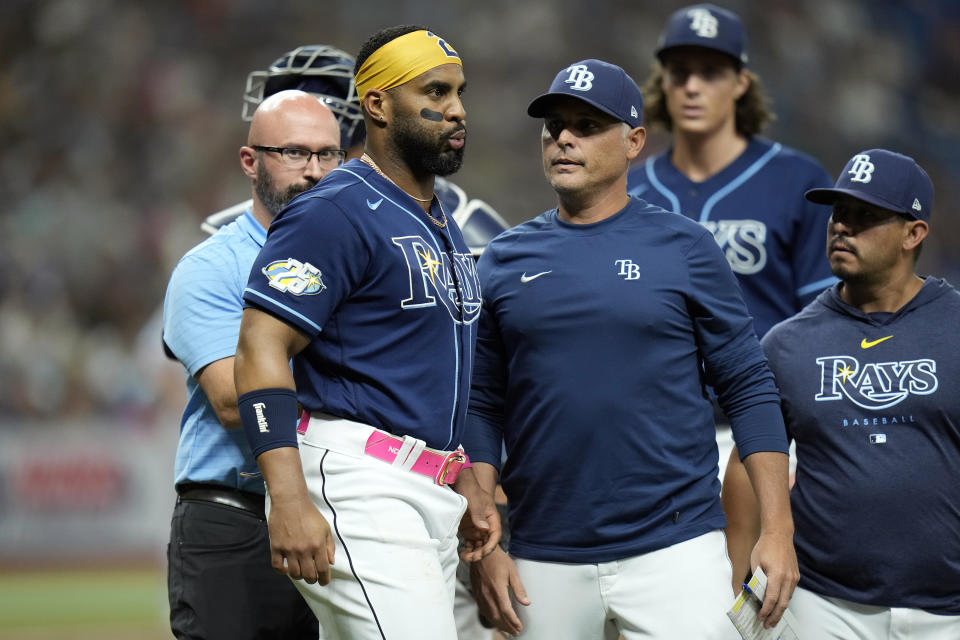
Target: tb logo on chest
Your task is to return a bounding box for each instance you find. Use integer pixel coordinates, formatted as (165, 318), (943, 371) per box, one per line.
(615, 259), (641, 281)
(392, 235), (481, 323)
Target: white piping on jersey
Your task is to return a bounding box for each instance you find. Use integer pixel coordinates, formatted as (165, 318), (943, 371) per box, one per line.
(338, 167), (446, 251)
(643, 143), (837, 301)
(244, 287), (324, 333)
(644, 144), (837, 300)
(338, 166), (464, 449)
(700, 143), (781, 222)
(644, 158), (681, 213)
(642, 142), (783, 222)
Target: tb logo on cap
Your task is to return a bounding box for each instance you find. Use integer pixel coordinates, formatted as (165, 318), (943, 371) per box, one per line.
(848, 154), (875, 183)
(688, 8), (719, 38)
(564, 64), (594, 91)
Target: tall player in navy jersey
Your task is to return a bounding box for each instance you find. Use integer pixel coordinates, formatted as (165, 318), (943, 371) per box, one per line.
(628, 4), (836, 339)
(234, 26), (499, 639)
(194, 40), (506, 640)
(464, 59), (797, 639)
(725, 149), (960, 638)
(630, 5), (836, 543)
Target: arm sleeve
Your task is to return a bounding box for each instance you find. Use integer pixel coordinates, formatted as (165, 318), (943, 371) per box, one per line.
(792, 163), (838, 307)
(685, 231), (789, 458)
(760, 330), (795, 444)
(162, 248), (244, 377)
(462, 252), (508, 471)
(243, 197), (370, 336)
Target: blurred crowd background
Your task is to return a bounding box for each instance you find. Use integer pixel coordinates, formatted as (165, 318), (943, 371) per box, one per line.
(2, 0), (959, 424)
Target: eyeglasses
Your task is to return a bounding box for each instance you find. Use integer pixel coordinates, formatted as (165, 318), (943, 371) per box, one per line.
(252, 145), (347, 168)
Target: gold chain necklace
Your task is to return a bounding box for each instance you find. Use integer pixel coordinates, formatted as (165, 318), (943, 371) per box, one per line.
(360, 154), (447, 228)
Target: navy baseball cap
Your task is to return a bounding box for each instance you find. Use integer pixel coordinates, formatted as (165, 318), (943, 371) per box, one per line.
(805, 149), (934, 222)
(527, 59), (644, 129)
(656, 4), (748, 66)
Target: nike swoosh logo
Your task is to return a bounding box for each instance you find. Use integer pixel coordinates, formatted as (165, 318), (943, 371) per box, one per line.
(366, 198), (384, 210)
(520, 270), (552, 283)
(861, 335), (893, 349)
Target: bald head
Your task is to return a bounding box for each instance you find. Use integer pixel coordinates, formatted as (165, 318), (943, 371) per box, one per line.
(241, 89), (343, 227)
(248, 89), (340, 147)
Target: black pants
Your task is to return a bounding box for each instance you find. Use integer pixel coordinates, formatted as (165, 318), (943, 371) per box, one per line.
(167, 496), (317, 640)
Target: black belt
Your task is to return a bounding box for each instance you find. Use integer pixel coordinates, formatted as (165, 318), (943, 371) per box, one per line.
(176, 483), (266, 516)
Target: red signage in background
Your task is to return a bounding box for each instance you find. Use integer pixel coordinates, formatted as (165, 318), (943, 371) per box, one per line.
(10, 457), (127, 512)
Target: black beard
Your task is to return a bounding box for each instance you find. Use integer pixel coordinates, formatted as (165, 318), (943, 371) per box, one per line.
(391, 110), (465, 178)
(254, 162), (317, 216)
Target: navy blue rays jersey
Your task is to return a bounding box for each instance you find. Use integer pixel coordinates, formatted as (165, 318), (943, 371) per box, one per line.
(465, 198), (786, 563)
(243, 159), (481, 450)
(628, 138), (836, 337)
(762, 278), (960, 614)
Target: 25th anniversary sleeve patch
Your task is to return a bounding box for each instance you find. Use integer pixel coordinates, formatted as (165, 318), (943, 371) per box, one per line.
(262, 258), (326, 296)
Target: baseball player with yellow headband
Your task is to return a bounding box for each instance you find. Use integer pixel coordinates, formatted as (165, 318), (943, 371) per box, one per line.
(355, 33), (458, 99)
(235, 25), (500, 639)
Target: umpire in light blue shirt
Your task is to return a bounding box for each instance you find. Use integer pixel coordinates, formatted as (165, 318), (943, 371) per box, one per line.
(162, 89), (344, 640)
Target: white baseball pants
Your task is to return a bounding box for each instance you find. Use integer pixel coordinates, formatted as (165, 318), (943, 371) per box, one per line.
(513, 530), (741, 639)
(791, 586), (960, 639)
(270, 415), (468, 639)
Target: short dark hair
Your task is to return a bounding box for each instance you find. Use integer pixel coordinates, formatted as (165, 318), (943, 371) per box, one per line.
(354, 24), (430, 76)
(642, 62), (775, 138)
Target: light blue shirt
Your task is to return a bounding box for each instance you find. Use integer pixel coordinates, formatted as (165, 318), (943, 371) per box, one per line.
(163, 209), (267, 493)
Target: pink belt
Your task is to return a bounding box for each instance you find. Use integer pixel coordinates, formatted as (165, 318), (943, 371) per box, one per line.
(298, 411), (470, 486)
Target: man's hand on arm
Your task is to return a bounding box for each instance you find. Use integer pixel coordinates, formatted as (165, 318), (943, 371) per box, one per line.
(470, 546), (530, 636)
(455, 461), (501, 561)
(742, 450), (799, 629)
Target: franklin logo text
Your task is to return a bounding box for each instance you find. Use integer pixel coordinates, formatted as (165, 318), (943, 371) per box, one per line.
(253, 402), (269, 433)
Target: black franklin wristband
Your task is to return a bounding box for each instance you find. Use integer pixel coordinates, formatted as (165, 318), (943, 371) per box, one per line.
(237, 388), (299, 458)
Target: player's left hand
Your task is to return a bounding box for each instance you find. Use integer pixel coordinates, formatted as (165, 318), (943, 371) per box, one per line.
(750, 530), (799, 628)
(470, 546), (530, 636)
(453, 470), (501, 561)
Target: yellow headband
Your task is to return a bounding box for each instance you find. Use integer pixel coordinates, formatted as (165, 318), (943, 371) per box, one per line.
(355, 30), (462, 105)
